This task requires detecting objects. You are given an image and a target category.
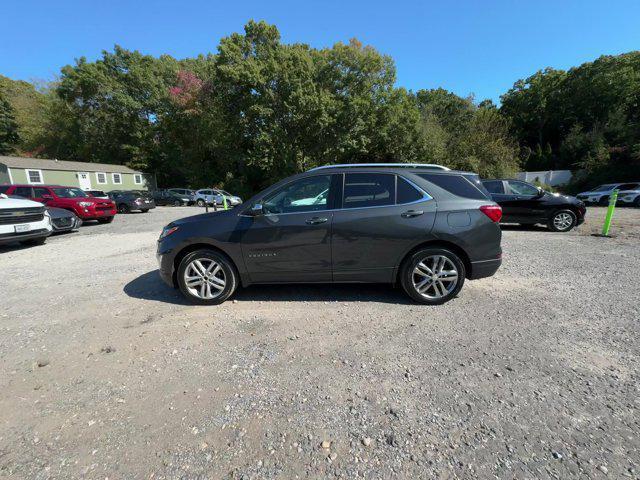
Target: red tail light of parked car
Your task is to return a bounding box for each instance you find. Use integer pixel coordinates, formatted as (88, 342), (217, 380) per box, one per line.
(479, 205), (502, 223)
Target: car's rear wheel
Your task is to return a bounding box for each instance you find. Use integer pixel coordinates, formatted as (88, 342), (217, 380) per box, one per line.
(118, 204), (130, 213)
(174, 200), (182, 206)
(196, 199), (205, 207)
(141, 209), (149, 213)
(400, 248), (465, 305)
(177, 250), (238, 305)
(548, 210), (576, 232)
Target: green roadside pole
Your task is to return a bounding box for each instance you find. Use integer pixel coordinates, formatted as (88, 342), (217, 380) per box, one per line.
(223, 195), (228, 210)
(601, 189), (618, 236)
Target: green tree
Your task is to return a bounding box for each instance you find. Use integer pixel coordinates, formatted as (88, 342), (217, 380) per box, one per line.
(0, 89), (19, 154)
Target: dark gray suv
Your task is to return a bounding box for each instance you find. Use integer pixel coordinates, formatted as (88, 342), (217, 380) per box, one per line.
(157, 164), (503, 305)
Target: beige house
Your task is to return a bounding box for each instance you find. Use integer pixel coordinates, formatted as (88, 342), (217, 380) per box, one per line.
(0, 156), (155, 191)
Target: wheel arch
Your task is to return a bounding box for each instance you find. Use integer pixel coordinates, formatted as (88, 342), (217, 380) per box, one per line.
(395, 240), (472, 284)
(172, 242), (241, 287)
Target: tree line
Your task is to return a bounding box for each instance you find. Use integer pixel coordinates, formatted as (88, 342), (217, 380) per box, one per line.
(1, 21), (638, 195)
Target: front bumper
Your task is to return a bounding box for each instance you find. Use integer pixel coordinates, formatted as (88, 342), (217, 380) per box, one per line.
(0, 228), (51, 245)
(51, 215), (82, 232)
(77, 206), (117, 220)
(157, 247), (176, 287)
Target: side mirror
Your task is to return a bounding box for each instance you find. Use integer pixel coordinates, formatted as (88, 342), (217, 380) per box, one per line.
(249, 203), (264, 216)
(536, 187), (545, 197)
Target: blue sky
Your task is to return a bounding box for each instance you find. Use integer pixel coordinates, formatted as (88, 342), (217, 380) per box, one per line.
(1, 0), (639, 102)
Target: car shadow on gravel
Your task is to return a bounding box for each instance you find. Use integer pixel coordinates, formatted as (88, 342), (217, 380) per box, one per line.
(124, 270), (412, 305)
(123, 270), (191, 305)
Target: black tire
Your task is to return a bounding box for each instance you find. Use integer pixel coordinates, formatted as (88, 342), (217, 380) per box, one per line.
(598, 196), (609, 206)
(98, 216), (114, 224)
(118, 204), (130, 213)
(174, 200), (181, 206)
(21, 236), (47, 246)
(141, 209), (149, 213)
(176, 249), (238, 305)
(196, 199), (205, 207)
(633, 196), (640, 207)
(400, 247), (465, 305)
(548, 209), (577, 232)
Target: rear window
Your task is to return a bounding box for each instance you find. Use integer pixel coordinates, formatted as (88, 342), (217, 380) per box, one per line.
(418, 174), (489, 200)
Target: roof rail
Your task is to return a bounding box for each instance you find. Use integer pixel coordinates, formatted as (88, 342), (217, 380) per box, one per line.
(308, 163), (450, 172)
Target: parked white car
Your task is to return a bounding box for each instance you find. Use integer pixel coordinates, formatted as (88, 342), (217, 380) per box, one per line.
(0, 193), (52, 246)
(194, 189), (242, 207)
(614, 182), (640, 207)
(577, 182), (640, 206)
(577, 184), (623, 205)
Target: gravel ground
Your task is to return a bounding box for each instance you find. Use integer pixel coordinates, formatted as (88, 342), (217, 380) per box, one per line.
(0, 206), (639, 479)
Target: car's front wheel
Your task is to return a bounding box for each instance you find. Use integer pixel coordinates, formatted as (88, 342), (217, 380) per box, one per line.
(196, 199), (205, 207)
(400, 248), (465, 305)
(548, 210), (576, 232)
(118, 204), (130, 213)
(177, 250), (238, 305)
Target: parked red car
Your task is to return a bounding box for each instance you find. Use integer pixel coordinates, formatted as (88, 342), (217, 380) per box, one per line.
(5, 185), (117, 223)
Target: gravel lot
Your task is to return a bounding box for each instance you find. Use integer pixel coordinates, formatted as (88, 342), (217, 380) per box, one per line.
(1, 206), (639, 479)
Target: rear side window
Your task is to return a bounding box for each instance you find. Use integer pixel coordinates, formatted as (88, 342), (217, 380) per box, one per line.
(14, 186), (33, 197)
(343, 173), (395, 209)
(396, 176), (424, 204)
(482, 180), (504, 194)
(0, 185), (10, 194)
(419, 174), (488, 200)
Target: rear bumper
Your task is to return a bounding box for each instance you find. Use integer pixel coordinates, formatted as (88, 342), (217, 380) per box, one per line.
(469, 257), (502, 280)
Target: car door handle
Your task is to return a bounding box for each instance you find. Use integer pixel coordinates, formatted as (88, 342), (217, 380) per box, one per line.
(305, 217), (328, 225)
(401, 210), (424, 218)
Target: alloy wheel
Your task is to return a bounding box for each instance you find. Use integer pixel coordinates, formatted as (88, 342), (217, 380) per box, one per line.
(183, 258), (226, 300)
(412, 255), (459, 300)
(553, 212), (574, 231)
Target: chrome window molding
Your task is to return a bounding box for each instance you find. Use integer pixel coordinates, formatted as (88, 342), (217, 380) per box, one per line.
(238, 173), (433, 217)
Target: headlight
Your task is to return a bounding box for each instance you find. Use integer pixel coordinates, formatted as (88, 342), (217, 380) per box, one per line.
(79, 201), (94, 207)
(159, 225), (179, 240)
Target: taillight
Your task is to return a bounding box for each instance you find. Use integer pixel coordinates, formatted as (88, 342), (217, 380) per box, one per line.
(480, 205), (502, 223)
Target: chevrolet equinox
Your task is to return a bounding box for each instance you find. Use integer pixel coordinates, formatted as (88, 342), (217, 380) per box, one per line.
(157, 164), (503, 305)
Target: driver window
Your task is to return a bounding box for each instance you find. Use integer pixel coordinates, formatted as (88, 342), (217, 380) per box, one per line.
(263, 175), (332, 214)
(507, 181), (538, 196)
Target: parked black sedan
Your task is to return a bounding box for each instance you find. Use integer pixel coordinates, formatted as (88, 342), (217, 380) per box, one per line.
(47, 207), (82, 233)
(108, 190), (156, 213)
(153, 189), (191, 206)
(482, 179), (586, 232)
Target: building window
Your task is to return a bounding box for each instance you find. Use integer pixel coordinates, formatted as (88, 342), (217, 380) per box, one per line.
(96, 172), (107, 184)
(26, 169), (43, 184)
(134, 173), (142, 185)
(112, 173), (122, 184)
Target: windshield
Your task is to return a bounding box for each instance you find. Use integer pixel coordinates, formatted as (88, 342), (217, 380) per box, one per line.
(52, 187), (89, 198)
(592, 184), (617, 192)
